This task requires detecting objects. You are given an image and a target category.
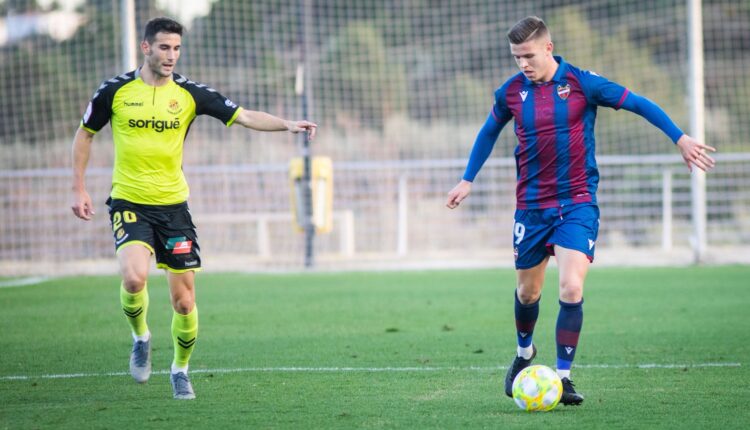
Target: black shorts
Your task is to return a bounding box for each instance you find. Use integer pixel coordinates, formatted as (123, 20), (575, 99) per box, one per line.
(107, 198), (201, 272)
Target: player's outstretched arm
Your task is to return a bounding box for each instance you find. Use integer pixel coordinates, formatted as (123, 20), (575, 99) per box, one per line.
(234, 109), (317, 141)
(675, 134), (716, 173)
(446, 180), (472, 209)
(71, 127), (96, 221)
(618, 93), (716, 172)
(446, 112), (507, 209)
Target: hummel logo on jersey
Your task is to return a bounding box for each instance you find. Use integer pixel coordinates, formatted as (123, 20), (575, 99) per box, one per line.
(520, 91), (528, 102)
(124, 101), (143, 107)
(588, 239), (595, 250)
(565, 346), (574, 355)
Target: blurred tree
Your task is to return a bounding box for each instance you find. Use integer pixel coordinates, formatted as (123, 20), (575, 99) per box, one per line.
(0, 45), (84, 145)
(316, 21), (407, 129)
(547, 6), (687, 154)
(3, 0), (42, 13)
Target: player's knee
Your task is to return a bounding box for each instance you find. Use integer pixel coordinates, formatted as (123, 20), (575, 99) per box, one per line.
(172, 296), (195, 314)
(559, 280), (583, 302)
(516, 287), (541, 304)
(121, 271), (147, 293)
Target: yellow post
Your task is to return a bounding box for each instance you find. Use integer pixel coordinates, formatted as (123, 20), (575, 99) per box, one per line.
(289, 156), (333, 233)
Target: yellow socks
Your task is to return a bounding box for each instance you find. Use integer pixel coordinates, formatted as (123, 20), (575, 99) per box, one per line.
(120, 283), (149, 339)
(121, 283), (199, 372)
(171, 306), (198, 371)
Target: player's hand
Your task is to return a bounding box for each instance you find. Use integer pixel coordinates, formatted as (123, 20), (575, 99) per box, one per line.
(71, 188), (95, 221)
(286, 120), (318, 141)
(446, 180), (472, 209)
(676, 134), (716, 173)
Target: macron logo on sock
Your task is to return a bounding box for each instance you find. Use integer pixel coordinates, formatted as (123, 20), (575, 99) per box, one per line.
(565, 346), (574, 355)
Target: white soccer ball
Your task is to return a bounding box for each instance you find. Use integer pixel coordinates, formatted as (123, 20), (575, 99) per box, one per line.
(511, 365), (563, 412)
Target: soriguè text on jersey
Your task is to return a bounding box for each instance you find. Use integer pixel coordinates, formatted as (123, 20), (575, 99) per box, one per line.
(128, 117), (181, 132)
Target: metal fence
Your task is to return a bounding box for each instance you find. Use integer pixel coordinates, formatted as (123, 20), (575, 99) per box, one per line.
(1, 0), (749, 274)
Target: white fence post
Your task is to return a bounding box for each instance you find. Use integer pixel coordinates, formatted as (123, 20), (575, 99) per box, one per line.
(339, 210), (355, 257)
(688, 0), (707, 262)
(662, 169), (673, 250)
(397, 174), (408, 256)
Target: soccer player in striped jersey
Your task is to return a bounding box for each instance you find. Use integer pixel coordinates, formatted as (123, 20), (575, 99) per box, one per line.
(446, 16), (715, 405)
(71, 17), (317, 400)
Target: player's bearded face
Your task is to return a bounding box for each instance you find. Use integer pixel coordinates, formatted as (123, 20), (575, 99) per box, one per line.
(510, 37), (554, 83)
(143, 32), (181, 78)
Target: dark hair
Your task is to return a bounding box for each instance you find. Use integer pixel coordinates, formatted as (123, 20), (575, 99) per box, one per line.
(143, 17), (183, 43)
(507, 16), (549, 44)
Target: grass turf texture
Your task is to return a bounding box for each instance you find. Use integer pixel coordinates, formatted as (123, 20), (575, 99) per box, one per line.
(1, 266), (748, 429)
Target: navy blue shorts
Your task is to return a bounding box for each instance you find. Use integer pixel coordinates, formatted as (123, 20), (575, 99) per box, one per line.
(512, 203), (600, 270)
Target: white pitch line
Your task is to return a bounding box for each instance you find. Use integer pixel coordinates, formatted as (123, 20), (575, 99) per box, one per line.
(0, 277), (51, 288)
(0, 362), (740, 381)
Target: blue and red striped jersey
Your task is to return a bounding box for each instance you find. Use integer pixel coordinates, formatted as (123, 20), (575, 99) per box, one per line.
(492, 56), (629, 209)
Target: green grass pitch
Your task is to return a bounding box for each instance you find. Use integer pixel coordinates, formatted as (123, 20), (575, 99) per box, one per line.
(1, 266), (748, 429)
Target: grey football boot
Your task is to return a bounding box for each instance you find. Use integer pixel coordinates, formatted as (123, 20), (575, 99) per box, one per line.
(129, 339), (152, 383)
(170, 372), (196, 400)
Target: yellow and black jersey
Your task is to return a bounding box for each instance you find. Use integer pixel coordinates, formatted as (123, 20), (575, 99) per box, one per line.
(81, 69), (242, 205)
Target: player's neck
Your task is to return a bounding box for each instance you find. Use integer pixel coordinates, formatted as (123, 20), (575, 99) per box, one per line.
(138, 65), (172, 87)
(535, 61), (559, 84)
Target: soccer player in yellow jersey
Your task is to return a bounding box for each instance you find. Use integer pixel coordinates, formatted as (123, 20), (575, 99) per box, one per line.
(70, 17), (317, 400)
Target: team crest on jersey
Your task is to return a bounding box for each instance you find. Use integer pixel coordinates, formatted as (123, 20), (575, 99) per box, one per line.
(557, 84), (570, 100)
(167, 99), (182, 114)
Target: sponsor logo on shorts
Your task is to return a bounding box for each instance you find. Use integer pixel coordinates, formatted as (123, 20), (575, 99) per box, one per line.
(588, 239), (595, 250)
(115, 232), (130, 245)
(184, 260), (198, 267)
(172, 241), (192, 254)
(513, 247), (519, 260)
(166, 236), (193, 254)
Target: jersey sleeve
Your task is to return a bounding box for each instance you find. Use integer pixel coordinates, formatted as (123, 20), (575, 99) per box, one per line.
(182, 81), (242, 126)
(462, 87), (512, 182)
(579, 70), (630, 110)
(491, 87), (513, 124)
(80, 82), (114, 133)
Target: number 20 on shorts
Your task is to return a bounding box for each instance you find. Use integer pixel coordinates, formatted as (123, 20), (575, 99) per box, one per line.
(112, 210), (137, 232)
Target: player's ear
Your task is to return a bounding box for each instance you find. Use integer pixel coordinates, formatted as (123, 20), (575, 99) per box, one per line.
(140, 39), (151, 55)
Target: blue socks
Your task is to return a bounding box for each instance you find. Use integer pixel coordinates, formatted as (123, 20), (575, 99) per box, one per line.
(556, 299), (583, 376)
(514, 290), (539, 357)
